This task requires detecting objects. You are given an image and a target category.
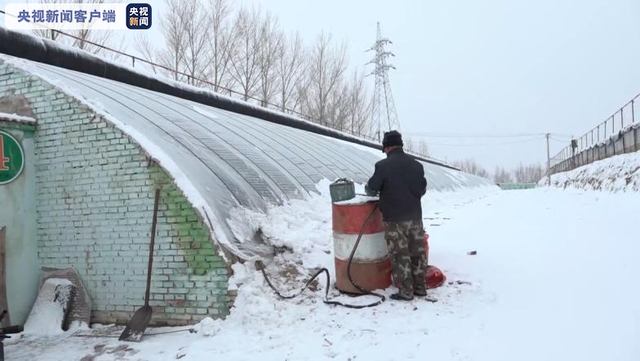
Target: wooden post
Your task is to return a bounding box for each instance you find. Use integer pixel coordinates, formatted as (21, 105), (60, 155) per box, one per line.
(0, 226), (9, 327)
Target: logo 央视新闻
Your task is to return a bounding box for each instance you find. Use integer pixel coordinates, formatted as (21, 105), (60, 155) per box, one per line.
(126, 3), (152, 30)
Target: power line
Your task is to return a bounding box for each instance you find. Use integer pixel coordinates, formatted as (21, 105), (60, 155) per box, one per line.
(404, 132), (547, 139)
(422, 136), (546, 147)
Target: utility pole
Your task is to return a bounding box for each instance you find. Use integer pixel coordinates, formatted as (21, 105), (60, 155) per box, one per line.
(546, 133), (551, 186)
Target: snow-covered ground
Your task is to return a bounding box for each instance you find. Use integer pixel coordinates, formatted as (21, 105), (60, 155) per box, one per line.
(546, 151), (640, 192)
(6, 186), (640, 361)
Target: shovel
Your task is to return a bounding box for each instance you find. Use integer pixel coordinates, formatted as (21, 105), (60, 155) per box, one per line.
(119, 188), (161, 342)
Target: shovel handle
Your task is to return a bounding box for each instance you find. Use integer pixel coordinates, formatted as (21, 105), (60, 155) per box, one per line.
(144, 189), (161, 307)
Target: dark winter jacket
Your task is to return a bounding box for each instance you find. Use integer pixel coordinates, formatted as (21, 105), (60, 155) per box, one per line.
(365, 148), (427, 222)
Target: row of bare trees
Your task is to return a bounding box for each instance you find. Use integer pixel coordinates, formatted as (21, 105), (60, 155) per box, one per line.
(403, 137), (431, 157)
(27, 0), (375, 138)
(494, 163), (544, 183)
(132, 0), (374, 138)
(452, 159), (491, 179)
(452, 159), (544, 183)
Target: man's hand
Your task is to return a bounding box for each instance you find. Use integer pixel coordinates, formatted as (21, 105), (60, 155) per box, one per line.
(365, 184), (379, 197)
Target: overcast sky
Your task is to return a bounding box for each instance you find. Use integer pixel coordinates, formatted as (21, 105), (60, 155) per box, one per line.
(235, 0), (640, 170)
(3, 0), (640, 170)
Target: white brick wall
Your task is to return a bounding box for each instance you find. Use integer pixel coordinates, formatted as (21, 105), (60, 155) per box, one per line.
(0, 61), (233, 326)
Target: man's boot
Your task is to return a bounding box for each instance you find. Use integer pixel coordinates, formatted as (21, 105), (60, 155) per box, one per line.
(390, 289), (414, 301)
(413, 288), (427, 297)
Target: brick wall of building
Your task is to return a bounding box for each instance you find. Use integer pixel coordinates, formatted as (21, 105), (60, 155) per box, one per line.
(0, 60), (233, 326)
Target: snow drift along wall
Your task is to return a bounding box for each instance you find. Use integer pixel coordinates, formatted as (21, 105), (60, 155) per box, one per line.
(546, 151), (640, 192)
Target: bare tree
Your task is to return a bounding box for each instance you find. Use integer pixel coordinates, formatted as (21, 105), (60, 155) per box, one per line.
(256, 12), (284, 107)
(401, 137), (429, 157)
(134, 33), (159, 73)
(276, 32), (307, 113)
(229, 6), (262, 101)
(513, 163), (544, 183)
(31, 0), (64, 41)
(418, 140), (430, 157)
(304, 33), (347, 127)
(494, 167), (513, 183)
(292, 79), (312, 117)
(72, 26), (114, 54)
(180, 0), (209, 85)
(69, 0), (122, 55)
(326, 83), (350, 131)
(346, 69), (371, 137)
(404, 136), (415, 153)
(158, 0), (187, 80)
(206, 0), (236, 92)
(452, 158), (490, 179)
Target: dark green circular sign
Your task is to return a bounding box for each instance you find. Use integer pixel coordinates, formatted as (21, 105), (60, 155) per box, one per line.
(0, 130), (25, 185)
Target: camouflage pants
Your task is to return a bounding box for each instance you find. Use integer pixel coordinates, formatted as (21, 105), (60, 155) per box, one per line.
(384, 219), (427, 297)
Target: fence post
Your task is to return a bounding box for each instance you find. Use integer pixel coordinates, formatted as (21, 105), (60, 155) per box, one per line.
(621, 108), (624, 128)
(132, 57), (135, 67)
(632, 100), (636, 124)
(612, 116), (615, 134)
(598, 125), (600, 142)
(584, 135), (588, 149)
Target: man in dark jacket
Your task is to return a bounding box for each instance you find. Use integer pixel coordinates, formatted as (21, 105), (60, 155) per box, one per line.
(365, 130), (428, 301)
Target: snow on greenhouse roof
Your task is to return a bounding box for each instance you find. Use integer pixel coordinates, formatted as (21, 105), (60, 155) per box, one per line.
(0, 32), (494, 260)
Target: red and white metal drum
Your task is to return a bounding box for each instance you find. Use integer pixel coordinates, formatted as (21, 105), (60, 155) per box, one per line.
(332, 200), (392, 294)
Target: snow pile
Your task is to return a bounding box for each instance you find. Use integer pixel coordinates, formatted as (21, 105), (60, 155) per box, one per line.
(193, 317), (223, 337)
(230, 180), (499, 273)
(233, 179), (335, 270)
(546, 151), (640, 192)
(23, 279), (73, 336)
(227, 180), (499, 295)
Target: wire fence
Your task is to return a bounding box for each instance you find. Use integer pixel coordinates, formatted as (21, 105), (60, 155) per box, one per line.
(549, 92), (640, 174)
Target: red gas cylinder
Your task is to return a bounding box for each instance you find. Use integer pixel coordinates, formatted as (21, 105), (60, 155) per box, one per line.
(427, 266), (446, 289)
(332, 200), (392, 294)
(423, 233), (446, 288)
